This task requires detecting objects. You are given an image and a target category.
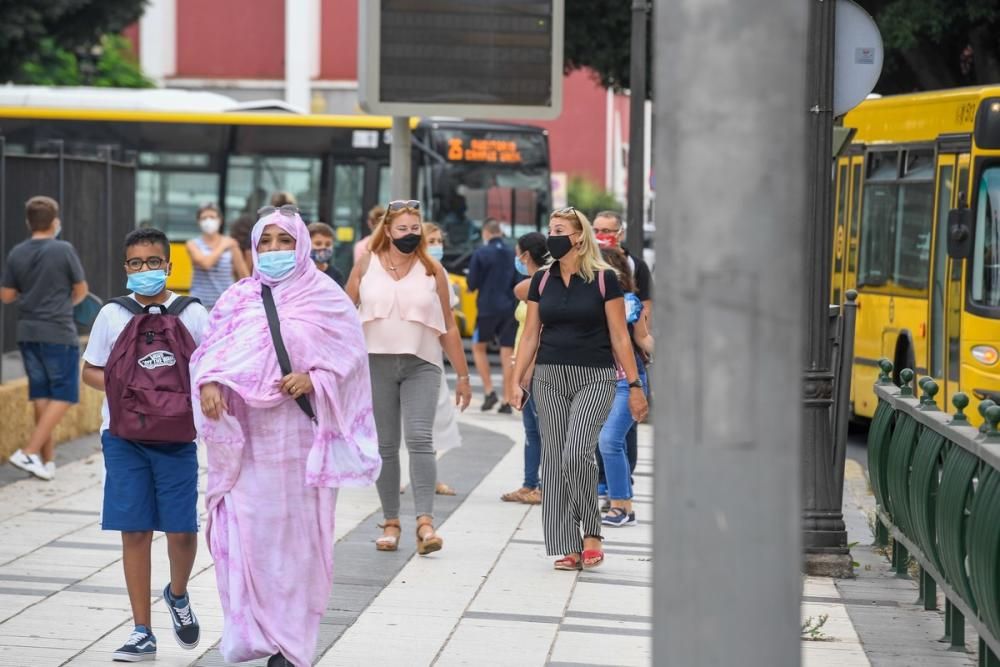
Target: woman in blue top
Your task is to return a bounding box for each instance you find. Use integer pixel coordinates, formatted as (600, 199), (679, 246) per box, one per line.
(186, 203), (250, 309)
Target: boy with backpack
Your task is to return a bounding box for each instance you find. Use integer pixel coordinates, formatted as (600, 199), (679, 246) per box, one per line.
(82, 228), (209, 662)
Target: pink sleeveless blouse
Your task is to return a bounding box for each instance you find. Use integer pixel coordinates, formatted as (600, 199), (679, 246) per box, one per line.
(358, 256), (447, 367)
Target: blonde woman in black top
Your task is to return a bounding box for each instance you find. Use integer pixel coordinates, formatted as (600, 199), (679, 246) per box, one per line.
(511, 207), (648, 570)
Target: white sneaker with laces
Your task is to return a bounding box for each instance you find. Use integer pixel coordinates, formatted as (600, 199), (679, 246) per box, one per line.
(8, 449), (53, 481)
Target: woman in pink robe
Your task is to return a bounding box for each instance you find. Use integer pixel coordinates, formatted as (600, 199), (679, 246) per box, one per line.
(191, 207), (380, 667)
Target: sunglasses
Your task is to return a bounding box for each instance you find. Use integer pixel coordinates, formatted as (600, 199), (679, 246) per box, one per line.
(553, 206), (581, 221)
(387, 199), (421, 211)
(257, 204), (300, 219)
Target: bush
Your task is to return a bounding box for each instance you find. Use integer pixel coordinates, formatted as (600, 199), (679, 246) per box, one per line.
(566, 176), (623, 221)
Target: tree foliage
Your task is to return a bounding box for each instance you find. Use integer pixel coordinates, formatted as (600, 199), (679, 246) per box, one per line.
(566, 175), (623, 220)
(0, 0), (147, 83)
(859, 0), (1000, 93)
(565, 0), (1000, 97)
(564, 1), (650, 97)
(20, 35), (151, 87)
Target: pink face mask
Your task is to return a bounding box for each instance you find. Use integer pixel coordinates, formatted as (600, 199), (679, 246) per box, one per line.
(595, 232), (619, 248)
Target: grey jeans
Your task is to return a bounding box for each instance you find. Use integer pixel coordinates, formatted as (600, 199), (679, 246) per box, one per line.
(369, 353), (442, 520)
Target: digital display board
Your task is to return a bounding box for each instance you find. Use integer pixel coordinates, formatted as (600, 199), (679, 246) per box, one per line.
(359, 0), (564, 120)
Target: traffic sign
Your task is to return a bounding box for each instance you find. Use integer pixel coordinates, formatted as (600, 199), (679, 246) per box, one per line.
(834, 0), (883, 116)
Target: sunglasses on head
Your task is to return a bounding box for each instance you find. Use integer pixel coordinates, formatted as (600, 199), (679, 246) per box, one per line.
(257, 204), (300, 219)
(387, 199), (421, 211)
(554, 206), (581, 220)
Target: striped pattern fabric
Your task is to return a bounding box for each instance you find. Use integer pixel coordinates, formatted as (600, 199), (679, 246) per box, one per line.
(533, 363), (617, 556)
(189, 238), (234, 309)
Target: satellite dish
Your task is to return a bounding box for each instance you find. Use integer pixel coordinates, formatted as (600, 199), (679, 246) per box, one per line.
(834, 0), (883, 116)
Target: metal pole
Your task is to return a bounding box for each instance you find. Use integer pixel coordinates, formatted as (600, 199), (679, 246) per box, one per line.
(625, 0), (648, 257)
(801, 0), (850, 577)
(390, 116), (412, 200)
(653, 0), (807, 665)
(0, 136), (5, 379)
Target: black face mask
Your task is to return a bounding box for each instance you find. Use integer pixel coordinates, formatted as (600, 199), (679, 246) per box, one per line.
(546, 234), (574, 260)
(392, 233), (422, 254)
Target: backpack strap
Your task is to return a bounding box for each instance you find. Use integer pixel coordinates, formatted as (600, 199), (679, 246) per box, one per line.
(166, 295), (201, 316)
(537, 268), (551, 295)
(107, 296), (145, 315)
(261, 285), (317, 423)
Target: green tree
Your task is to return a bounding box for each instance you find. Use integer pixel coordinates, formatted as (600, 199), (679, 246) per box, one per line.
(858, 0), (1000, 92)
(564, 1), (1000, 96)
(563, 1), (651, 96)
(0, 0), (147, 83)
(566, 176), (623, 221)
(19, 34), (151, 88)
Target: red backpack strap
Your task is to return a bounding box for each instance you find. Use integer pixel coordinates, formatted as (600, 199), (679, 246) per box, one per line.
(537, 268), (551, 295)
(598, 269), (606, 298)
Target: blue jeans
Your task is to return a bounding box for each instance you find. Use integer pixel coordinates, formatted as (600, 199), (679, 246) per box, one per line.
(522, 391), (541, 489)
(19, 341), (80, 403)
(598, 369), (647, 501)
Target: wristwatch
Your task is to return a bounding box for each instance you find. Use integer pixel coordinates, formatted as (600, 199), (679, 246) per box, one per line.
(628, 378), (643, 390)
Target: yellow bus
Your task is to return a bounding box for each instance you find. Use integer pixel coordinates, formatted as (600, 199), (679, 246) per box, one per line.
(834, 86), (1000, 420)
(0, 87), (552, 336)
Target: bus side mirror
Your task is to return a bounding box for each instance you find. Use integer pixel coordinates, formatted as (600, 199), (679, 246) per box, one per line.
(948, 208), (973, 259)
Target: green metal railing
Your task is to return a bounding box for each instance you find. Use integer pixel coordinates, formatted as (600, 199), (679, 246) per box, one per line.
(870, 360), (1000, 666)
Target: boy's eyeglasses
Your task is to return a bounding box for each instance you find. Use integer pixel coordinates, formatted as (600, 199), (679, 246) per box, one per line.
(257, 204), (300, 218)
(125, 257), (166, 271)
(387, 199), (421, 211)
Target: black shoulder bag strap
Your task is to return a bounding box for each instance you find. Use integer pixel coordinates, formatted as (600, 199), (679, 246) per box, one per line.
(261, 285), (317, 423)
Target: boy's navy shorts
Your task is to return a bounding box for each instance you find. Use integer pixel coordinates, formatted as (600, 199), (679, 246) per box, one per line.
(100, 431), (199, 533)
(19, 342), (80, 403)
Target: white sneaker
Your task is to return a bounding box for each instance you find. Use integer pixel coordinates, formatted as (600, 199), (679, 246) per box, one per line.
(44, 461), (56, 479)
(8, 449), (53, 481)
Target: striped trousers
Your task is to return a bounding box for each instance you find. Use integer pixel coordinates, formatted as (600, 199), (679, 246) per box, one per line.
(533, 364), (617, 556)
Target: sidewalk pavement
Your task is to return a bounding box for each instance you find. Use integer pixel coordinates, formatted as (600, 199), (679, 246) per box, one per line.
(0, 402), (978, 666)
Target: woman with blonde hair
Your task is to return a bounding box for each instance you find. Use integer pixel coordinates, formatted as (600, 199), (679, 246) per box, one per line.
(511, 207), (648, 571)
(346, 201), (472, 555)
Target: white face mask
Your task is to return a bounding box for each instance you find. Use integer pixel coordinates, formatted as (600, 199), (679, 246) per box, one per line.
(199, 217), (221, 234)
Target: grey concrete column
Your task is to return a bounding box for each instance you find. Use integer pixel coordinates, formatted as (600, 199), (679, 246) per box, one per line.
(390, 117), (412, 200)
(652, 0), (808, 665)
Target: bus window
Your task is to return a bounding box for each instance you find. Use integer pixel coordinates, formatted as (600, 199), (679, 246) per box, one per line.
(378, 165), (392, 206)
(333, 163), (365, 273)
(857, 149), (934, 290)
(226, 156), (322, 222)
(136, 153), (219, 240)
(972, 167), (1000, 307)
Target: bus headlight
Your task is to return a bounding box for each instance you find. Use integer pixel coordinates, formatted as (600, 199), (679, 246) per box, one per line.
(971, 345), (1000, 366)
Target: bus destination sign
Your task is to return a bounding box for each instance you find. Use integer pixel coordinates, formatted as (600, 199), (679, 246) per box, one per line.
(448, 138), (523, 164)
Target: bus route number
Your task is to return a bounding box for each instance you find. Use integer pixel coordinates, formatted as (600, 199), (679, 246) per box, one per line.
(955, 102), (976, 125)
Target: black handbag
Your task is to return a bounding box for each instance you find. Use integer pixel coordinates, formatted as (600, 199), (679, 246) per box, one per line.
(261, 285), (317, 423)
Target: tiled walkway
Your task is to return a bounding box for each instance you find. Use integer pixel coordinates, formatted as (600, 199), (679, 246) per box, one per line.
(0, 403), (977, 666)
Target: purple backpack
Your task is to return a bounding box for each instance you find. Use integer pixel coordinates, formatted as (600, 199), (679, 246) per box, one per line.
(104, 297), (200, 445)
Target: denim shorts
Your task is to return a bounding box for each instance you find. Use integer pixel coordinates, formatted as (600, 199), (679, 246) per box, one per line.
(101, 431), (199, 533)
(19, 342), (80, 403)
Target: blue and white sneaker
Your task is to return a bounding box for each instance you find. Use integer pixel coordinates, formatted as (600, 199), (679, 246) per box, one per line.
(112, 625), (156, 662)
(162, 584), (201, 649)
(602, 508), (637, 527)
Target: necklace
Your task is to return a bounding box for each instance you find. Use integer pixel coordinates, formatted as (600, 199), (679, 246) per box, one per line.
(384, 252), (415, 274)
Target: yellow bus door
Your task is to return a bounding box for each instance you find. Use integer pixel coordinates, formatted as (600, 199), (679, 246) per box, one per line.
(831, 160), (850, 305)
(947, 158), (971, 410)
(929, 154), (957, 407)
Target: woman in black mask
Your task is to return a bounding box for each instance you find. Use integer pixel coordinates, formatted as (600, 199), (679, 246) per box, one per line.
(511, 207), (648, 571)
(346, 200), (472, 555)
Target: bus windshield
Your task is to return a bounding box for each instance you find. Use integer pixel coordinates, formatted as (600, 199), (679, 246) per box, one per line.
(973, 166), (1000, 308)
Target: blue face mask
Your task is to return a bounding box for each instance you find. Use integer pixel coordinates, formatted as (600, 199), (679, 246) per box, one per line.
(514, 256), (528, 275)
(428, 245), (444, 261)
(127, 269), (167, 297)
(258, 250), (297, 280)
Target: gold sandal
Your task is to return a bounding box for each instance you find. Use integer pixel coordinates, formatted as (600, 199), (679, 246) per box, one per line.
(415, 518), (443, 556)
(375, 519), (401, 552)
